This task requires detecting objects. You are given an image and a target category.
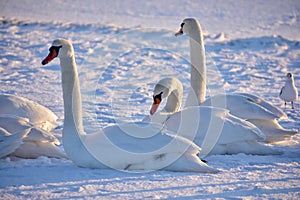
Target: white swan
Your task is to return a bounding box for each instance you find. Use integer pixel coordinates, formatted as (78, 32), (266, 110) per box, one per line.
(0, 116), (67, 158)
(147, 78), (280, 156)
(144, 77), (183, 124)
(0, 127), (31, 158)
(0, 94), (59, 132)
(175, 18), (297, 142)
(279, 72), (298, 109)
(41, 38), (217, 173)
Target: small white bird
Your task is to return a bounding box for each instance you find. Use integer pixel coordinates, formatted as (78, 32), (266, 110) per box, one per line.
(280, 72), (298, 109)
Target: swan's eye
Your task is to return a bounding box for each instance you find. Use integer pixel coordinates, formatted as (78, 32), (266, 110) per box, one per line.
(181, 23), (185, 28)
(49, 45), (62, 55)
(153, 92), (163, 104)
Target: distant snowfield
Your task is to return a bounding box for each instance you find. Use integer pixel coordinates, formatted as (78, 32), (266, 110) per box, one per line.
(0, 0), (300, 199)
(1, 0), (300, 40)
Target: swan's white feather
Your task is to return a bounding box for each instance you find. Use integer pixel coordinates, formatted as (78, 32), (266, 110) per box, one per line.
(0, 94), (60, 132)
(0, 127), (31, 158)
(0, 116), (66, 158)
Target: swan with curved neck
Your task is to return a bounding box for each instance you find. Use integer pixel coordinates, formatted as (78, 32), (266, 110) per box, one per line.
(144, 78), (183, 123)
(41, 38), (217, 173)
(148, 78), (280, 156)
(175, 18), (297, 142)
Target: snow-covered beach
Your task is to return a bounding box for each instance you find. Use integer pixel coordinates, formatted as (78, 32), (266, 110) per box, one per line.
(1, 0), (300, 199)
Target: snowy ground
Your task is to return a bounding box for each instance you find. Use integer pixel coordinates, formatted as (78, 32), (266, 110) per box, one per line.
(0, 0), (300, 199)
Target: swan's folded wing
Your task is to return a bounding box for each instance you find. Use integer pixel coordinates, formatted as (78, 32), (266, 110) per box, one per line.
(23, 127), (60, 145)
(82, 122), (205, 171)
(0, 128), (31, 158)
(0, 94), (59, 131)
(237, 93), (287, 119)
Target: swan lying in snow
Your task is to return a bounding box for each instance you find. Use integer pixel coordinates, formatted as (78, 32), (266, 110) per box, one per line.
(0, 79), (65, 159)
(0, 116), (66, 158)
(0, 94), (60, 132)
(41, 38), (218, 173)
(175, 18), (297, 142)
(146, 78), (281, 156)
(279, 72), (298, 109)
(0, 127), (31, 158)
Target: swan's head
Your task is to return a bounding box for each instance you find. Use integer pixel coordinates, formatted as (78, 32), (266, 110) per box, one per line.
(175, 18), (203, 41)
(286, 72), (294, 80)
(42, 38), (74, 65)
(150, 78), (183, 115)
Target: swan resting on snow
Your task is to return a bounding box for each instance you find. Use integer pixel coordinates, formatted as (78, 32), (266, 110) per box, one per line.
(146, 77), (281, 156)
(175, 18), (297, 142)
(0, 116), (66, 158)
(0, 77), (65, 159)
(41, 38), (218, 173)
(279, 72), (298, 109)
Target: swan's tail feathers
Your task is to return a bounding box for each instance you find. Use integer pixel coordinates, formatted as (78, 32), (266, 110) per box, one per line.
(0, 128), (31, 158)
(165, 153), (219, 173)
(215, 141), (282, 155)
(265, 132), (299, 144)
(162, 135), (219, 173)
(247, 119), (298, 143)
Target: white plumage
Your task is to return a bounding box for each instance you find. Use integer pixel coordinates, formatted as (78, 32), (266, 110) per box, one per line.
(280, 72), (298, 109)
(147, 78), (280, 156)
(41, 38), (218, 173)
(0, 127), (31, 158)
(175, 18), (297, 142)
(0, 116), (66, 158)
(0, 94), (59, 132)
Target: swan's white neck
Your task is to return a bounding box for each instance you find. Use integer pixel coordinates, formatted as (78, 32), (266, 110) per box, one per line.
(186, 27), (206, 107)
(164, 90), (182, 113)
(60, 56), (84, 134)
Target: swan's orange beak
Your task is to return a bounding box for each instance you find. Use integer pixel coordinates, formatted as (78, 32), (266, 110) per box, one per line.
(150, 95), (162, 115)
(42, 46), (59, 65)
(42, 46), (62, 65)
(150, 91), (163, 115)
(175, 28), (183, 37)
(150, 102), (160, 115)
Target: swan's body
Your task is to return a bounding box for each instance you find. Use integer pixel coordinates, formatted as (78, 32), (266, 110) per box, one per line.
(148, 78), (280, 156)
(0, 127), (31, 158)
(0, 116), (66, 158)
(41, 38), (217, 173)
(279, 72), (298, 109)
(0, 93), (63, 158)
(0, 94), (59, 131)
(176, 18), (297, 142)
